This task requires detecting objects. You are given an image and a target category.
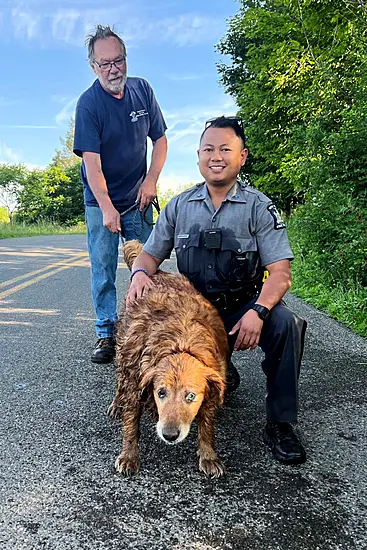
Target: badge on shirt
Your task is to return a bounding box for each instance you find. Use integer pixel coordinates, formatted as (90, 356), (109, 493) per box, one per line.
(267, 204), (286, 230)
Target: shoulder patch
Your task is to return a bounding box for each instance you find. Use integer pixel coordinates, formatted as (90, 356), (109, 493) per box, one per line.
(267, 204), (286, 230)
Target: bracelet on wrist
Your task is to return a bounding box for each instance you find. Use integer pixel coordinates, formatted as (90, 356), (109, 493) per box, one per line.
(130, 268), (149, 282)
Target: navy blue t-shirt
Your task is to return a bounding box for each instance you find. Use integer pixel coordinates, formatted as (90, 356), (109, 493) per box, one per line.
(73, 77), (167, 211)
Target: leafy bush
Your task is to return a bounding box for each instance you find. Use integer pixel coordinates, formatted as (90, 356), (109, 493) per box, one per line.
(217, 0), (367, 335)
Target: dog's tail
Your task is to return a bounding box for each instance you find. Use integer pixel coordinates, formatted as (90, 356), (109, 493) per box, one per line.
(123, 240), (144, 271)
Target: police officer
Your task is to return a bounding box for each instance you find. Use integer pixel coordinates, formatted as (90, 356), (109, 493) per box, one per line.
(126, 116), (307, 465)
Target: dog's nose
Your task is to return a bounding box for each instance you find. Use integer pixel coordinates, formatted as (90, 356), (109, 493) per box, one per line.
(162, 426), (180, 442)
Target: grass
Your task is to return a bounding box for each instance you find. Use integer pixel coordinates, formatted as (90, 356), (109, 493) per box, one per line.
(0, 221), (86, 239)
(291, 255), (367, 338)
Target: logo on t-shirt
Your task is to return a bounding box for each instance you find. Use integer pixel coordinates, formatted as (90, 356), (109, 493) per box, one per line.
(130, 109), (149, 123)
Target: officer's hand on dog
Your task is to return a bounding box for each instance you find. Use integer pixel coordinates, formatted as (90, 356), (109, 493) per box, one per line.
(126, 272), (155, 307)
(229, 310), (264, 351)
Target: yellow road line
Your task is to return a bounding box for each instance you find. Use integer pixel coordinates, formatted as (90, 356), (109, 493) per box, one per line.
(0, 252), (88, 290)
(0, 251), (73, 257)
(0, 321), (32, 326)
(0, 257), (89, 300)
(0, 307), (59, 314)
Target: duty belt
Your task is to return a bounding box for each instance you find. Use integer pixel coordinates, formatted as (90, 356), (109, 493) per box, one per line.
(206, 290), (258, 313)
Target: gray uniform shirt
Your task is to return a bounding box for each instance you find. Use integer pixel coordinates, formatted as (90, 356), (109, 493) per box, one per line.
(144, 181), (293, 296)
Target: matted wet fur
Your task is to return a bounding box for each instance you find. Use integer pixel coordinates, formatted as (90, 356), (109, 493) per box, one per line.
(108, 240), (228, 477)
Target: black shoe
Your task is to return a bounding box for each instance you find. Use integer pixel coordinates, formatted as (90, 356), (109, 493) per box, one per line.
(263, 421), (306, 464)
(91, 337), (115, 364)
(225, 361), (241, 393)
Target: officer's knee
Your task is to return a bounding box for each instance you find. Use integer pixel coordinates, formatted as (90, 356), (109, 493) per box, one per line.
(269, 306), (305, 337)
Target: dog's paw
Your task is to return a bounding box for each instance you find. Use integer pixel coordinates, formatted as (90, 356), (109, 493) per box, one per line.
(115, 454), (140, 476)
(107, 400), (121, 420)
(199, 456), (226, 478)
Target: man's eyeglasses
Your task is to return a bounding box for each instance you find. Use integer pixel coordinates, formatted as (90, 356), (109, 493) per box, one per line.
(94, 56), (126, 71)
(205, 116), (244, 130)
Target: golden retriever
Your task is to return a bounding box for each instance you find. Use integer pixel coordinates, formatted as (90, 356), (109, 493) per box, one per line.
(108, 240), (228, 477)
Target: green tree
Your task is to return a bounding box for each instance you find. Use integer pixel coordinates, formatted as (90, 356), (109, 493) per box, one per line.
(217, 0), (367, 287)
(0, 206), (10, 223)
(0, 164), (27, 223)
(15, 168), (49, 224)
(217, 0), (367, 213)
(51, 117), (80, 170)
(16, 165), (84, 225)
(48, 118), (84, 223)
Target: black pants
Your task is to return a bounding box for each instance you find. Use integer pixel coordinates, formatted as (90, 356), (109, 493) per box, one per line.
(217, 297), (307, 424)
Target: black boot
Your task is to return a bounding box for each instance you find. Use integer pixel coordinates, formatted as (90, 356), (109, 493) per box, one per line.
(91, 337), (115, 364)
(263, 421), (306, 464)
(225, 361), (241, 393)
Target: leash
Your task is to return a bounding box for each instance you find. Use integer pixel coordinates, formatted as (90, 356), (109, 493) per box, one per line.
(120, 197), (161, 237)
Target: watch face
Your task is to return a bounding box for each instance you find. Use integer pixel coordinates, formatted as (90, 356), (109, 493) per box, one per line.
(253, 304), (270, 320)
(261, 308), (270, 320)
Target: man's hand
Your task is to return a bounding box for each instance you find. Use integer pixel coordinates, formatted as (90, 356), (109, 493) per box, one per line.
(137, 175), (157, 210)
(126, 272), (155, 307)
(229, 309), (264, 351)
(102, 204), (121, 233)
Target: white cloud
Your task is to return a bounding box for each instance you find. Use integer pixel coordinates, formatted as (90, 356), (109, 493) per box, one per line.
(0, 142), (20, 164)
(50, 7), (126, 46)
(51, 10), (80, 44)
(55, 97), (78, 126)
(7, 4), (226, 48)
(8, 3), (124, 47)
(11, 7), (40, 40)
(162, 15), (224, 47)
(168, 124), (202, 144)
(0, 143), (45, 169)
(163, 97), (238, 153)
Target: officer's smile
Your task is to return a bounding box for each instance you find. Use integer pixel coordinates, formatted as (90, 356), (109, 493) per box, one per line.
(209, 165), (226, 173)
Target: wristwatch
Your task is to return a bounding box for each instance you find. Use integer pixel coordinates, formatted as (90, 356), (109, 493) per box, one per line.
(252, 304), (270, 321)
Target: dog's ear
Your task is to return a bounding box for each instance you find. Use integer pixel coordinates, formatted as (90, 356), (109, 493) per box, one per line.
(140, 385), (152, 403)
(205, 369), (225, 405)
(139, 372), (154, 402)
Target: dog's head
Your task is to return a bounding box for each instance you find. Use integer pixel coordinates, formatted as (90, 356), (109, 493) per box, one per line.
(140, 353), (225, 445)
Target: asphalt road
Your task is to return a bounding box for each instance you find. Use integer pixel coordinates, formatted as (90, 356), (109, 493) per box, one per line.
(0, 234), (366, 550)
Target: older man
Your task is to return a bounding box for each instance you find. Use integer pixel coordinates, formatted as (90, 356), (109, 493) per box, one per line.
(74, 25), (167, 363)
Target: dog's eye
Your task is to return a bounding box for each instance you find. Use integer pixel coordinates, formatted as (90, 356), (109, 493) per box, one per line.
(157, 388), (167, 399)
(185, 392), (196, 402)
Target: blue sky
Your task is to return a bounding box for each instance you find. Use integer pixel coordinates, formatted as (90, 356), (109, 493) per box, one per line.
(0, 0), (240, 191)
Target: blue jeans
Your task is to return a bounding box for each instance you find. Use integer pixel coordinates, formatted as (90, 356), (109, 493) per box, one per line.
(85, 204), (153, 338)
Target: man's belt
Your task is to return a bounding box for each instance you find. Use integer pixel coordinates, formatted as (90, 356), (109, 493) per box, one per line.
(206, 290), (258, 312)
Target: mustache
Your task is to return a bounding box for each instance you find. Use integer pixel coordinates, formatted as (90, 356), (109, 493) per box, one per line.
(105, 74), (127, 92)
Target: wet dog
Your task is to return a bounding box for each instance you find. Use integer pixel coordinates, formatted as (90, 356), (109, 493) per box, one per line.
(108, 240), (228, 477)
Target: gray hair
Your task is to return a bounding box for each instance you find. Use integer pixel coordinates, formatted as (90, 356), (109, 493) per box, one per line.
(86, 25), (126, 64)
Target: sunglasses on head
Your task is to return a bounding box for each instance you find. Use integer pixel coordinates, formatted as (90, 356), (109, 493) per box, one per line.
(205, 116), (244, 130)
